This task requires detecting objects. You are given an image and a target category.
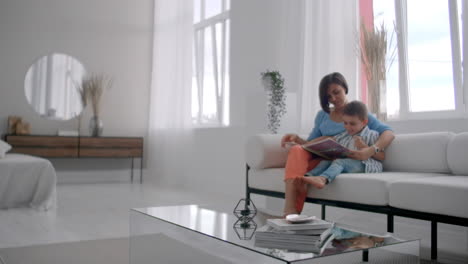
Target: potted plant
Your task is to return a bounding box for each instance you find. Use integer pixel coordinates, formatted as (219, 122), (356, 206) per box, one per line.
(261, 70), (286, 134)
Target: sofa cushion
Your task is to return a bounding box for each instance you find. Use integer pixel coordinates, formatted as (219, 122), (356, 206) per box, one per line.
(389, 176), (468, 219)
(311, 172), (443, 206)
(383, 132), (453, 174)
(447, 132), (468, 175)
(248, 169), (443, 206)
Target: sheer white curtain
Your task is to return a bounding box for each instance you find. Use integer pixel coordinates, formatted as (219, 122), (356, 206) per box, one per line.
(147, 0), (193, 186)
(298, 0), (359, 134)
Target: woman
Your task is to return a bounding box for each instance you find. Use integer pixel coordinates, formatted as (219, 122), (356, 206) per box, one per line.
(281, 72), (394, 216)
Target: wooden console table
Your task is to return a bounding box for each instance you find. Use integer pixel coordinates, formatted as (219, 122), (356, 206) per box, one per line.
(4, 135), (144, 183)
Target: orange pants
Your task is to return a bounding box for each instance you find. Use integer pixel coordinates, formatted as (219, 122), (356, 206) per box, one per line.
(284, 145), (321, 213)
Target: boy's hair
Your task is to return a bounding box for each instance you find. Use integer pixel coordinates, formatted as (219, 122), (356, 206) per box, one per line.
(343, 101), (368, 121)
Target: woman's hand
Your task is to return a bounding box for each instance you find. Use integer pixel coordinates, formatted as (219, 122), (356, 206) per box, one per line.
(281, 134), (304, 148)
(347, 146), (375, 161)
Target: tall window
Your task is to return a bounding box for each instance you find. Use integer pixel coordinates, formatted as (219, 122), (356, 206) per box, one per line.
(372, 0), (464, 120)
(192, 0), (230, 126)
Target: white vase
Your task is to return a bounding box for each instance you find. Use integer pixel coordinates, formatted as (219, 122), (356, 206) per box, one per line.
(89, 116), (103, 137)
(367, 79), (387, 121)
(378, 80), (387, 121)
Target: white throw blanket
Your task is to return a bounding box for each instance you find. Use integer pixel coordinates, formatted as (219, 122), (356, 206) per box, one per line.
(0, 154), (57, 210)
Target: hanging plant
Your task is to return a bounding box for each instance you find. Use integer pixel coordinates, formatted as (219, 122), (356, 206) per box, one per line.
(261, 70), (286, 134)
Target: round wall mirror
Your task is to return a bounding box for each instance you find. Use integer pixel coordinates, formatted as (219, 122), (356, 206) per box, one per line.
(24, 53), (86, 120)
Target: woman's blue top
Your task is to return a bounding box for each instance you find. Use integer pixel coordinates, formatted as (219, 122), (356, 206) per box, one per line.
(307, 110), (392, 141)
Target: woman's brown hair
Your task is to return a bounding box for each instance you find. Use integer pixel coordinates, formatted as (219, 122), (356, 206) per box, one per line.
(318, 72), (349, 113)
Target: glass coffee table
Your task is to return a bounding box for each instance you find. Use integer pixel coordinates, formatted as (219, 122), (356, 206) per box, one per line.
(130, 205), (419, 263)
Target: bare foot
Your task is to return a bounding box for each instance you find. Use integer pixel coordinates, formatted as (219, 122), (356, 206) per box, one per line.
(302, 176), (327, 189)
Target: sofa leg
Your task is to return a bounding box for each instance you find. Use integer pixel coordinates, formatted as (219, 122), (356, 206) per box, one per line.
(431, 221), (437, 260)
(362, 249), (369, 262)
(321, 204), (326, 220)
(387, 214), (394, 233)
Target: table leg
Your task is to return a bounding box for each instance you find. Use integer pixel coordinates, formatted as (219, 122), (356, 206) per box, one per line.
(131, 157), (134, 183)
(140, 156), (143, 184)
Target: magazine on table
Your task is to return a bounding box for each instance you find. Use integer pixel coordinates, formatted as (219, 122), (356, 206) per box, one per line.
(300, 138), (352, 160)
(255, 221), (405, 255)
(323, 223), (404, 253)
(333, 223), (394, 239)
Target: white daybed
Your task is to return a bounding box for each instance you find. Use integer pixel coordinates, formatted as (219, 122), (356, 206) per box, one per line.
(0, 153), (57, 210)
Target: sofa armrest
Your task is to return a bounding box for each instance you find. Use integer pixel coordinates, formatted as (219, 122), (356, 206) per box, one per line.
(246, 134), (287, 169)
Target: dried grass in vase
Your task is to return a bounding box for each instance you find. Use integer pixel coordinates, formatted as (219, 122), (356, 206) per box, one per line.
(359, 19), (396, 120)
(77, 83), (89, 109)
(80, 74), (113, 117)
(360, 20), (388, 81)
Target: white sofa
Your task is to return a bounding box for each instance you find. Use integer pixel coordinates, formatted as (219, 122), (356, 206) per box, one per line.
(245, 131), (468, 260)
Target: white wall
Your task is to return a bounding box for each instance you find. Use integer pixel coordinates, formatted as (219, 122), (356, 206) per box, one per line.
(0, 0), (153, 182)
(164, 0), (304, 197)
(171, 0), (305, 197)
(232, 0), (303, 136)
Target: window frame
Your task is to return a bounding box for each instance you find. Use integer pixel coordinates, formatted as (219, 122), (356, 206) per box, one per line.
(388, 0), (466, 120)
(192, 0), (230, 127)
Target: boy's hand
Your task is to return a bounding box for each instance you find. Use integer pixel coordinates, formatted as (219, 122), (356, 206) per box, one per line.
(353, 136), (368, 150)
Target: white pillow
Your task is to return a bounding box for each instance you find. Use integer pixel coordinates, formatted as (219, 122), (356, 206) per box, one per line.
(0, 139), (12, 158)
(383, 132), (453, 173)
(447, 132), (468, 175)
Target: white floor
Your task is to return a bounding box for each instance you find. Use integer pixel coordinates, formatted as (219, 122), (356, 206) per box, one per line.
(0, 182), (237, 249)
(0, 182), (467, 263)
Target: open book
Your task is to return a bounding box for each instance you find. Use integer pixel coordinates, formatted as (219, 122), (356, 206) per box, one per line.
(301, 138), (352, 160)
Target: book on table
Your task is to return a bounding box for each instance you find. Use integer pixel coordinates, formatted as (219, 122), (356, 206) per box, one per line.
(266, 218), (334, 231)
(255, 225), (335, 254)
(256, 225), (333, 243)
(300, 138), (352, 160)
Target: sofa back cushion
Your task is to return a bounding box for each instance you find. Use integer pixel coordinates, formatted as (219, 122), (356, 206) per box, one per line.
(246, 134), (309, 169)
(383, 132), (453, 173)
(246, 134), (289, 169)
(447, 132), (468, 175)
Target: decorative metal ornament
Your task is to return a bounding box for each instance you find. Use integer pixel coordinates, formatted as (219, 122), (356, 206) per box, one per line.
(233, 218), (257, 240)
(233, 198), (258, 240)
(233, 198), (257, 221)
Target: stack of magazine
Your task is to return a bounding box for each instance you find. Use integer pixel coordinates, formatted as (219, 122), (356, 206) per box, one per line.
(255, 218), (335, 254)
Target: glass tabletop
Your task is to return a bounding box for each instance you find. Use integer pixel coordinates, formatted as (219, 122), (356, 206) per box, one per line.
(131, 204), (419, 263)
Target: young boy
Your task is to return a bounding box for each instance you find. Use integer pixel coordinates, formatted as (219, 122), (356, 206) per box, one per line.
(303, 101), (384, 189)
